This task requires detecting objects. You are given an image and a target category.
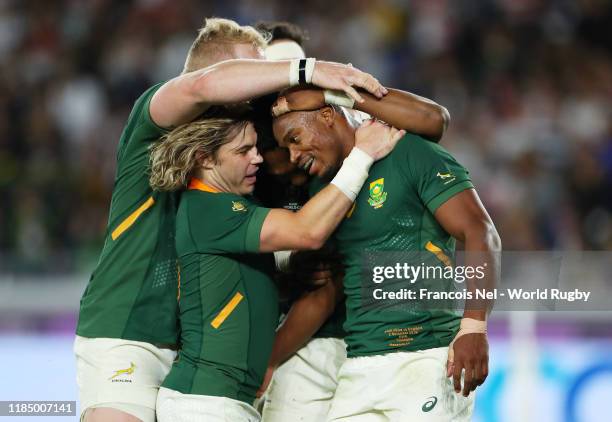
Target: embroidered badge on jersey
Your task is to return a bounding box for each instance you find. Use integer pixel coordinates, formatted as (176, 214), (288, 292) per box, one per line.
(368, 178), (387, 209)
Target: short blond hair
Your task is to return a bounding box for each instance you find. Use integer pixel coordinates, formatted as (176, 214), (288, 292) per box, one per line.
(149, 107), (253, 191)
(183, 18), (269, 73)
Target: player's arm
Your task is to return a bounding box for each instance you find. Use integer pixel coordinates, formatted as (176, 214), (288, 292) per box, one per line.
(257, 276), (343, 397)
(273, 88), (450, 141)
(259, 120), (405, 252)
(150, 59), (388, 129)
(354, 88), (449, 142)
(434, 188), (501, 397)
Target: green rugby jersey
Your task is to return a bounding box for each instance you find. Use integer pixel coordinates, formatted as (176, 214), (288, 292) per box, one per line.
(76, 83), (180, 346)
(315, 134), (473, 357)
(162, 180), (278, 404)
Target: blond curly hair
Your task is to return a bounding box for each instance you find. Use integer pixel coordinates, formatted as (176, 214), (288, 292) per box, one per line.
(149, 107), (253, 191)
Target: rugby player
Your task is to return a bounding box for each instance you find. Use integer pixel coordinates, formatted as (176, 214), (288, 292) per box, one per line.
(272, 88), (501, 421)
(258, 90), (450, 422)
(74, 17), (388, 422)
(147, 107), (405, 421)
(249, 22), (452, 422)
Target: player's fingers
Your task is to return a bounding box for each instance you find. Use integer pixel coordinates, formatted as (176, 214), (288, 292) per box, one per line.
(355, 73), (383, 98)
(453, 361), (463, 393)
(481, 360), (489, 383)
(446, 344), (455, 377)
(474, 360), (483, 387)
(343, 84), (364, 103)
(463, 364), (474, 396)
(389, 129), (406, 147)
(307, 269), (333, 279)
(271, 97), (290, 117)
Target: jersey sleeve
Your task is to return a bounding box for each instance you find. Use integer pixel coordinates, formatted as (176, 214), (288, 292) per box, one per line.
(188, 193), (271, 254)
(117, 82), (168, 161)
(395, 134), (474, 214)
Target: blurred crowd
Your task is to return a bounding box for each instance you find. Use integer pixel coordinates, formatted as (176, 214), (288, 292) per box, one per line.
(0, 0), (611, 272)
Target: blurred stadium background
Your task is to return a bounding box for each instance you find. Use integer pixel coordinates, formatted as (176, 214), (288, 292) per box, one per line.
(0, 0), (610, 421)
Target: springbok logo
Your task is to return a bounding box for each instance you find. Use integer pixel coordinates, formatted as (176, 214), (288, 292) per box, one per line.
(436, 171), (456, 184)
(109, 362), (136, 380)
(232, 201), (247, 212)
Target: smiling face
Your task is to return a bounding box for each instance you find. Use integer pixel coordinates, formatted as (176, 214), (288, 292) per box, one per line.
(272, 108), (350, 179)
(203, 122), (263, 195)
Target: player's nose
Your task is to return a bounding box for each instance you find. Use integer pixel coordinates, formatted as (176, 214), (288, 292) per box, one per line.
(289, 147), (300, 164)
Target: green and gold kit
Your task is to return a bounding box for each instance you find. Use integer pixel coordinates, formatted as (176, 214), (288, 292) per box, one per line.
(76, 83), (180, 346)
(314, 134), (473, 357)
(162, 179), (278, 404)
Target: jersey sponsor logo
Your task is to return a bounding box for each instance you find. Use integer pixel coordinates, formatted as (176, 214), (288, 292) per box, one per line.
(436, 171), (456, 184)
(109, 362), (136, 382)
(367, 178), (387, 209)
(232, 201), (247, 212)
(422, 396), (438, 412)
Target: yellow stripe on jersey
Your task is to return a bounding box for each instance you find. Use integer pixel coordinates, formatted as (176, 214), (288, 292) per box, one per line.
(346, 202), (356, 218)
(111, 196), (155, 240)
(211, 292), (244, 329)
(425, 241), (452, 267)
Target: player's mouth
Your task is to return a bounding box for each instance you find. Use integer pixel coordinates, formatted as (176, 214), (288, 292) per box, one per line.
(300, 156), (315, 174)
(245, 168), (258, 184)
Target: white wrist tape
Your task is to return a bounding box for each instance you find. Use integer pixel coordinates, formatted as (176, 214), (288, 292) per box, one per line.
(289, 59), (300, 86)
(289, 58), (316, 86)
(304, 58), (316, 83)
(274, 250), (292, 272)
(330, 147), (374, 201)
(324, 89), (355, 109)
(447, 318), (487, 363)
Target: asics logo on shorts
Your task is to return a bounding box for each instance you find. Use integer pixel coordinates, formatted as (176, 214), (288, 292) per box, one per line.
(422, 396), (438, 412)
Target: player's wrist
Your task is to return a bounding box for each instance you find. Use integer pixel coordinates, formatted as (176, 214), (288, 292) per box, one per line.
(324, 89), (355, 109)
(330, 147), (373, 201)
(289, 58), (316, 87)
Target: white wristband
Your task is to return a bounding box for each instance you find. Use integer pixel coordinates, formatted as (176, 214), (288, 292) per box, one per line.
(274, 250), (292, 272)
(330, 147), (374, 201)
(289, 59), (300, 86)
(305, 58), (316, 83)
(289, 58), (316, 86)
(324, 89), (355, 109)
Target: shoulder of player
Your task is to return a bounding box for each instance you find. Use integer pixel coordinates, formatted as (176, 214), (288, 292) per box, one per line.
(182, 190), (257, 215)
(394, 133), (448, 155)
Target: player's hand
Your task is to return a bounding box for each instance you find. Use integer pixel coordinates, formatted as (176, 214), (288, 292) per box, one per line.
(272, 88), (326, 117)
(289, 249), (344, 290)
(256, 365), (276, 398)
(446, 333), (489, 397)
(311, 61), (387, 103)
(354, 119), (406, 161)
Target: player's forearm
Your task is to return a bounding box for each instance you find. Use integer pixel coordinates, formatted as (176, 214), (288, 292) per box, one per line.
(260, 148), (374, 252)
(462, 222), (501, 319)
(269, 284), (337, 367)
(263, 185), (354, 251)
(191, 59), (293, 104)
(151, 59), (292, 128)
(355, 89), (450, 142)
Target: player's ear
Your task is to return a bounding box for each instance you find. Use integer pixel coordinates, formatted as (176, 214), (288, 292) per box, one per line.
(317, 106), (336, 127)
(197, 150), (214, 169)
